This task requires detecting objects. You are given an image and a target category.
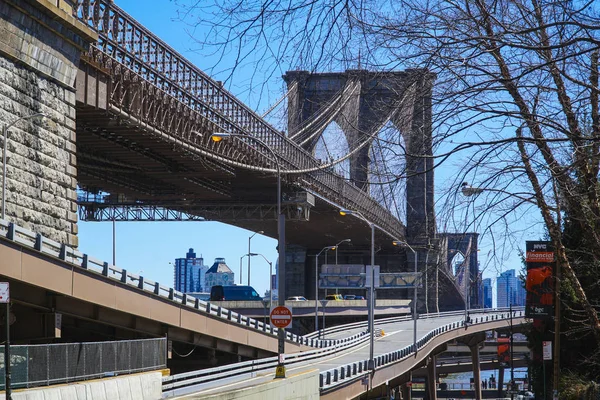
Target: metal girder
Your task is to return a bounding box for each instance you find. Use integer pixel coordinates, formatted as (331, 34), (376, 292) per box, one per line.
(72, 0), (405, 240)
(78, 202), (312, 222)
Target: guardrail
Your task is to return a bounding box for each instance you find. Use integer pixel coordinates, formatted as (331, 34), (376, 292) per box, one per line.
(319, 308), (526, 392)
(304, 308), (515, 340)
(0, 219), (364, 350)
(162, 330), (371, 397)
(161, 308), (524, 396)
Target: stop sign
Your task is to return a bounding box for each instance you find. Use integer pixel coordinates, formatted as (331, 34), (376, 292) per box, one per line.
(270, 306), (292, 329)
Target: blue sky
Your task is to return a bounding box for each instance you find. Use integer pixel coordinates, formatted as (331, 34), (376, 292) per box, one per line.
(77, 0), (544, 304)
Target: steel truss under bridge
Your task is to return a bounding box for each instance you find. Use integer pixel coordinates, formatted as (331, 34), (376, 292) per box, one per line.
(78, 202), (314, 222)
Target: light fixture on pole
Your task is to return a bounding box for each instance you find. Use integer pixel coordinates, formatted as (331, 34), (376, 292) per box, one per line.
(112, 217), (116, 266)
(315, 245), (336, 338)
(460, 181), (483, 322)
(248, 230), (264, 286)
(2, 113), (47, 220)
(339, 209), (376, 371)
(211, 131), (287, 378)
(248, 252), (273, 309)
(239, 254), (250, 285)
(393, 240), (419, 354)
(335, 238), (351, 265)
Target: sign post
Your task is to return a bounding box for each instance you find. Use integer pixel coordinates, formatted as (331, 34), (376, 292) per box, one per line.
(0, 282), (10, 399)
(270, 306), (292, 379)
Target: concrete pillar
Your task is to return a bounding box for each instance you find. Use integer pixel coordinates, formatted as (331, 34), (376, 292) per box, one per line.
(402, 372), (412, 400)
(470, 344), (482, 400)
(0, 0), (97, 247)
(498, 366), (505, 397)
(427, 355), (437, 400)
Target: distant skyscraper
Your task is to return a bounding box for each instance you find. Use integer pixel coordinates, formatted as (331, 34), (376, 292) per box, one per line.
(497, 269), (525, 307)
(205, 258), (235, 292)
(173, 248), (208, 293)
(483, 278), (492, 308)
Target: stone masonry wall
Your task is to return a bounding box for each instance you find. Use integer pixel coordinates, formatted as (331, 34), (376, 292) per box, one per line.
(0, 0), (96, 247)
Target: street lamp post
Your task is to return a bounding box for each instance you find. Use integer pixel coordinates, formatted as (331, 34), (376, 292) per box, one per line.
(460, 182), (483, 322)
(339, 209), (376, 371)
(239, 254), (249, 285)
(334, 238), (351, 296)
(112, 218), (116, 266)
(248, 252), (273, 309)
(248, 230), (264, 286)
(2, 113), (46, 220)
(315, 245), (336, 337)
(335, 239), (351, 265)
(211, 132), (286, 378)
(393, 240), (418, 354)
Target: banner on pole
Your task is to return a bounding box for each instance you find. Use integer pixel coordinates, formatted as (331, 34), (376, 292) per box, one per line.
(525, 241), (555, 318)
(497, 332), (510, 367)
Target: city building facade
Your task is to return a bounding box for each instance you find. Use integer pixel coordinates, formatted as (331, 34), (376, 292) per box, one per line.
(497, 269), (525, 307)
(482, 278), (492, 308)
(205, 258), (235, 292)
(173, 248), (208, 293)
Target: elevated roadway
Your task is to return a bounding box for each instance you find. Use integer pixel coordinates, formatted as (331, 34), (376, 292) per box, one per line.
(0, 220), (313, 360)
(164, 309), (529, 399)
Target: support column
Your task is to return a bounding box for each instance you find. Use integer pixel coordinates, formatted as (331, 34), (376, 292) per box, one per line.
(498, 366), (505, 397)
(470, 344), (482, 400)
(427, 355), (437, 400)
(401, 372), (412, 400)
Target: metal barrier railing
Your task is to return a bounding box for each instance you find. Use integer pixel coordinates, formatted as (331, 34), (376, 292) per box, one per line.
(0, 337), (166, 389)
(162, 308), (524, 396)
(162, 330), (369, 397)
(0, 219), (370, 350)
(319, 308), (526, 391)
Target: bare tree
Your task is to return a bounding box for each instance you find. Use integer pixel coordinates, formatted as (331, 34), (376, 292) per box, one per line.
(178, 0), (600, 344)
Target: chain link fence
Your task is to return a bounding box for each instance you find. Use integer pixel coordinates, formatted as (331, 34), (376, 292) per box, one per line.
(0, 338), (166, 389)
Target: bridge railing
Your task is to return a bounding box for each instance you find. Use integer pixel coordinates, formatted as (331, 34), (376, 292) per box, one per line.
(72, 0), (404, 239)
(162, 329), (370, 397)
(0, 219), (370, 350)
(319, 308), (526, 392)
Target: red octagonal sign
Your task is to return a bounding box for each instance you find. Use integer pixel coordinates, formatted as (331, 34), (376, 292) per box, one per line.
(270, 306), (292, 329)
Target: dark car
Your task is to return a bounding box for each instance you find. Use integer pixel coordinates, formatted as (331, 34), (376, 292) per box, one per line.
(354, 295), (365, 300)
(210, 285), (262, 301)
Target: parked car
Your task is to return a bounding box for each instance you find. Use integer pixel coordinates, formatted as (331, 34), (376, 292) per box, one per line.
(517, 392), (534, 400)
(354, 295), (365, 300)
(325, 294), (343, 301)
(287, 296), (307, 301)
(343, 295), (356, 300)
(210, 285), (262, 301)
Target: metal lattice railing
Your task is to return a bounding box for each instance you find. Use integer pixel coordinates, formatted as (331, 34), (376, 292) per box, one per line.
(0, 338), (166, 389)
(72, 0), (405, 240)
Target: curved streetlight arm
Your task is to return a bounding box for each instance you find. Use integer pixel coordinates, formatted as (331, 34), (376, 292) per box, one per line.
(314, 244), (337, 337)
(334, 239), (351, 265)
(247, 230), (264, 286)
(339, 208), (376, 371)
(248, 252), (274, 311)
(393, 240), (419, 354)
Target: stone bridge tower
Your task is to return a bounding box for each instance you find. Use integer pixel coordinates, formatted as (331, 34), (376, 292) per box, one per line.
(0, 0), (97, 246)
(283, 70), (435, 240)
